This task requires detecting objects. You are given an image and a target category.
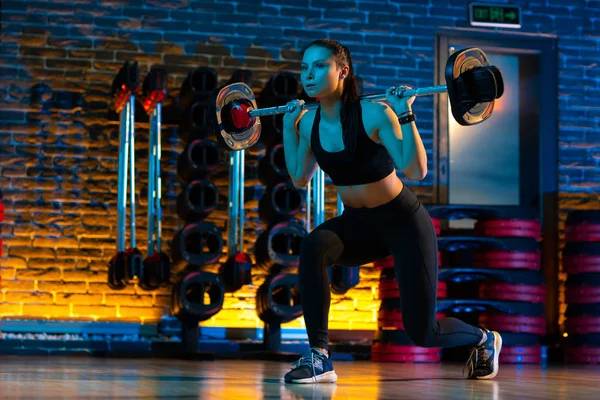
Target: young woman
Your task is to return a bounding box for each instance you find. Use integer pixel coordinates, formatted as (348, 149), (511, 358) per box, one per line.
(280, 39), (502, 384)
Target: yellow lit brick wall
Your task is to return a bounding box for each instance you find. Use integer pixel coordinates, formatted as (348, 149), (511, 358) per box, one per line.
(0, 145), (428, 328)
(0, 0), (435, 329)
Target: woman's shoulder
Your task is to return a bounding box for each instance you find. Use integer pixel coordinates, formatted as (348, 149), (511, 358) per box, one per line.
(360, 98), (391, 113)
(298, 108), (317, 140)
(359, 99), (393, 126)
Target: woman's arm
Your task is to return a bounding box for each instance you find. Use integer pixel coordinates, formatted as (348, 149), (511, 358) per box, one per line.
(282, 102), (318, 188)
(376, 103), (428, 181)
(376, 86), (428, 180)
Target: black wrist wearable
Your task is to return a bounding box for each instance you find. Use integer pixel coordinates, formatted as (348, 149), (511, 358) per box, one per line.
(398, 113), (416, 126)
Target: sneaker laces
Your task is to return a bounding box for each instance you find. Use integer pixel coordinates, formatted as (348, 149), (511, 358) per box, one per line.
(463, 344), (491, 378)
(291, 348), (327, 377)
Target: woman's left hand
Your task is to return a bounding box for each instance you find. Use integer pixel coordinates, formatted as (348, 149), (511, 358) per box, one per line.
(386, 85), (416, 115)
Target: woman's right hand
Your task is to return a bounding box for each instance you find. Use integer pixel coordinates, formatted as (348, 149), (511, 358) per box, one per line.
(282, 99), (305, 131)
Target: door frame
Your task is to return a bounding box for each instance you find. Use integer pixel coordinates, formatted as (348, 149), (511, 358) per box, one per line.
(434, 28), (560, 340)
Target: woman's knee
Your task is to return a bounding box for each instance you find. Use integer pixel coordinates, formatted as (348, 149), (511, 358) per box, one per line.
(300, 229), (338, 262)
(403, 317), (439, 348)
(405, 327), (438, 348)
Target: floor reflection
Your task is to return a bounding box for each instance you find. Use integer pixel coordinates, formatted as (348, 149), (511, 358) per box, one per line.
(0, 357), (599, 399)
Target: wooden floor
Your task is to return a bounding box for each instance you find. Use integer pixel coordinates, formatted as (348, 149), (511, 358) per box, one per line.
(1, 357), (600, 399)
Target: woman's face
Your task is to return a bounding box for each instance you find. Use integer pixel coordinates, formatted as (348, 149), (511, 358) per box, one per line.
(301, 46), (347, 99)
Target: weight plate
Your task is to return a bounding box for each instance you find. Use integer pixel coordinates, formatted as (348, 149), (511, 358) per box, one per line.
(478, 289), (546, 304)
(213, 82), (261, 151)
(371, 353), (441, 363)
(373, 329), (414, 345)
(564, 345), (600, 357)
(563, 255), (600, 274)
(475, 227), (540, 239)
(566, 210), (600, 225)
(501, 345), (542, 356)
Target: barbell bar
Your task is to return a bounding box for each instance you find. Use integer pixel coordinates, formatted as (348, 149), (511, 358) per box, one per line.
(212, 47), (504, 151)
(247, 85), (449, 118)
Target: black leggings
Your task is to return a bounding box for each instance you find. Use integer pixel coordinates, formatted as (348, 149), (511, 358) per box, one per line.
(298, 185), (483, 350)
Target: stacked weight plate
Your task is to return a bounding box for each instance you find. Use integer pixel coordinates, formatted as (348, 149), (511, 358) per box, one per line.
(171, 67), (225, 323)
(253, 72), (307, 331)
(428, 205), (545, 364)
(254, 72), (307, 278)
(476, 207), (545, 363)
(371, 218), (445, 363)
(562, 211), (600, 364)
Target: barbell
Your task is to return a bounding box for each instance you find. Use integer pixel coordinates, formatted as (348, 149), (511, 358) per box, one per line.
(212, 47), (504, 151)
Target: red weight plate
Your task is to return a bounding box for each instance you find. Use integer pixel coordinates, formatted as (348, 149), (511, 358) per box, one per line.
(479, 312), (546, 326)
(563, 255), (600, 264)
(565, 224), (600, 242)
(566, 286), (600, 296)
(432, 218), (441, 236)
(379, 279), (447, 299)
(378, 310), (447, 322)
(565, 293), (600, 304)
(475, 227), (541, 239)
(474, 250), (540, 270)
(479, 321), (546, 335)
(375, 252), (442, 269)
(0, 202), (4, 222)
(438, 283), (447, 298)
(564, 346), (600, 357)
(563, 266), (600, 274)
(564, 265), (600, 274)
(476, 219), (541, 231)
(379, 290), (398, 299)
(374, 255), (394, 270)
(371, 347), (440, 356)
(565, 316), (600, 326)
(378, 310), (446, 329)
(566, 232), (600, 242)
(563, 255), (600, 274)
(564, 254), (600, 263)
(564, 324), (600, 335)
(379, 307), (403, 318)
(378, 320), (404, 330)
(230, 103), (253, 129)
(378, 278), (397, 298)
(475, 250), (540, 262)
(372, 342), (440, 355)
(372, 353), (441, 363)
(479, 282), (547, 297)
(473, 259), (541, 270)
(564, 354), (600, 364)
(371, 342), (441, 363)
(378, 308), (404, 329)
(478, 289), (546, 304)
(566, 226), (600, 236)
(500, 345), (542, 356)
(479, 313), (546, 335)
(566, 222), (600, 230)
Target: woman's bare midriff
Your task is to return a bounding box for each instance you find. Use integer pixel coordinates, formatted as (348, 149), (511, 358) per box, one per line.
(335, 170), (404, 208)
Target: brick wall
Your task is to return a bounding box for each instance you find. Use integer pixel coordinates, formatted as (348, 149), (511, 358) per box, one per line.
(0, 0), (598, 331)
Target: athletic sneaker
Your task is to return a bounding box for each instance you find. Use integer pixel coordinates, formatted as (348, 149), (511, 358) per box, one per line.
(284, 347), (338, 384)
(463, 328), (503, 379)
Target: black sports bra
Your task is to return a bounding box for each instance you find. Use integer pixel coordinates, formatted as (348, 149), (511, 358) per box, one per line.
(310, 101), (394, 187)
